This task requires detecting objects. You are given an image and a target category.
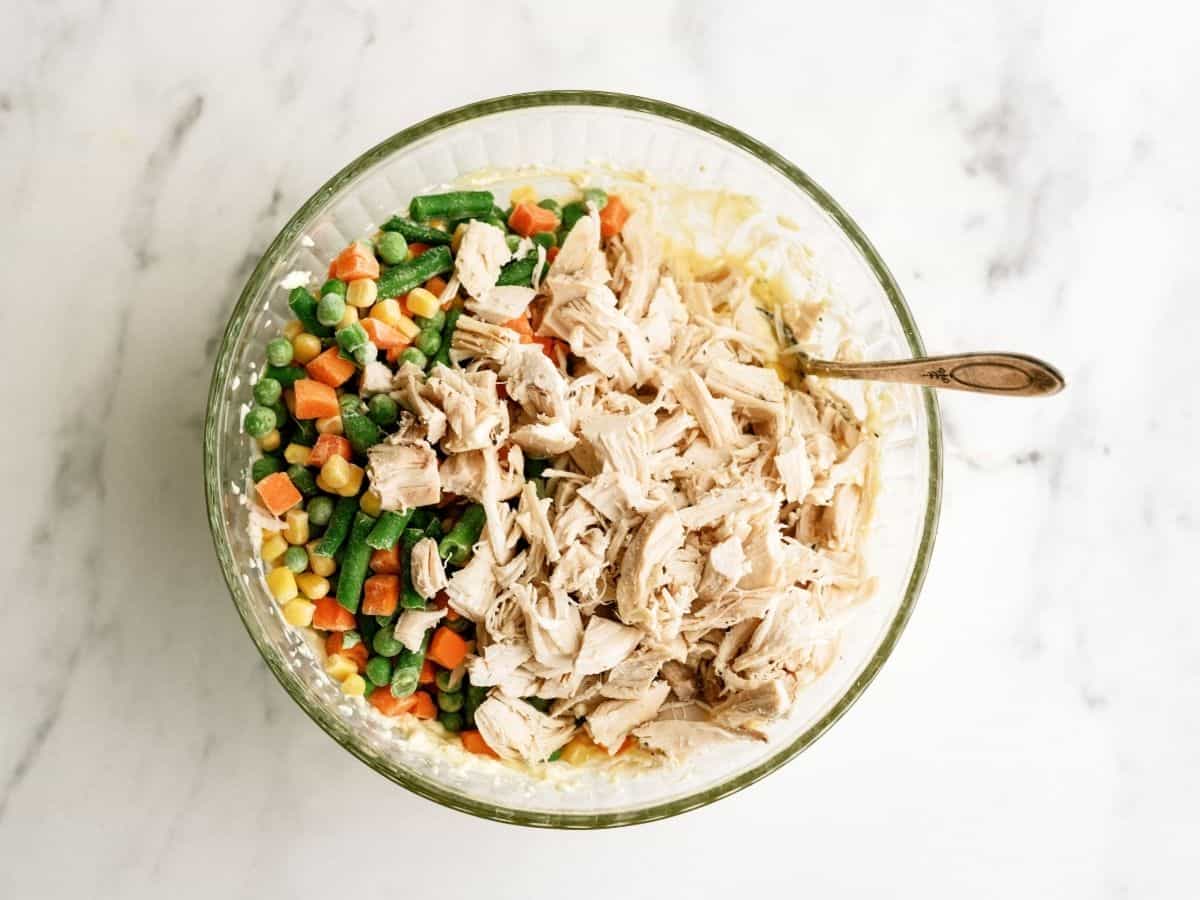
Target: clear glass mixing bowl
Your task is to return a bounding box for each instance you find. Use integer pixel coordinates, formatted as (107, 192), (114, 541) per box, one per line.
(204, 91), (941, 828)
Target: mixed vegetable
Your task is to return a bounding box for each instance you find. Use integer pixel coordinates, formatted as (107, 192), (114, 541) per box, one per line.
(248, 185), (632, 762)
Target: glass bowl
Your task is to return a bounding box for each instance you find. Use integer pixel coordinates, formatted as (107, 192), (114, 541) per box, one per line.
(204, 91), (941, 828)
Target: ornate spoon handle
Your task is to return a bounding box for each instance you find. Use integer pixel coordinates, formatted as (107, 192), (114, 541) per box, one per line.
(799, 352), (1065, 397)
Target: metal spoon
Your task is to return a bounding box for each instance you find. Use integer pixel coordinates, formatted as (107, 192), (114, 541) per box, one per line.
(794, 351), (1065, 397)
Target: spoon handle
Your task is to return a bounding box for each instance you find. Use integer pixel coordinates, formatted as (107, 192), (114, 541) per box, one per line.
(802, 352), (1065, 397)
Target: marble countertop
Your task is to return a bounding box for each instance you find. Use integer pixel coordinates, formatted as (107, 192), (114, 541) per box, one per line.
(3, 1), (1196, 897)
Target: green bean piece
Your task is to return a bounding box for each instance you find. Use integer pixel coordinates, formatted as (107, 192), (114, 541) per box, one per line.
(413, 308), (445, 332)
(379, 216), (453, 245)
(251, 455), (284, 482)
(342, 409), (382, 454)
(389, 632), (430, 698)
(376, 246), (454, 299)
(291, 418), (318, 446)
(464, 682), (488, 724)
(438, 710), (464, 733)
(338, 393), (362, 416)
(537, 198), (562, 216)
(504, 234), (521, 253)
(437, 690), (464, 713)
(264, 364), (306, 387)
(243, 406), (276, 438)
(408, 509), (433, 531)
(365, 655), (393, 687)
(560, 201), (586, 233)
(400, 529), (426, 609)
(523, 457), (550, 479)
(372, 626), (404, 658)
(582, 188), (608, 210)
(335, 512), (377, 612)
(253, 377), (282, 406)
(547, 748), (563, 762)
(282, 545), (309, 573)
(335, 322), (368, 355)
(307, 495), (334, 527)
(365, 509), (413, 551)
(398, 347), (428, 369)
(532, 231), (557, 250)
(413, 328), (441, 357)
(314, 496), (359, 557)
(480, 215), (506, 231)
(495, 255), (537, 287)
(532, 476), (548, 499)
(438, 503), (486, 567)
(408, 191), (494, 222)
(374, 231), (408, 265)
(423, 518), (444, 542)
(316, 292), (346, 327)
(431, 308), (461, 369)
(286, 464), (318, 497)
(524, 696), (550, 713)
(320, 278), (346, 298)
(367, 393), (398, 427)
(287, 287), (332, 337)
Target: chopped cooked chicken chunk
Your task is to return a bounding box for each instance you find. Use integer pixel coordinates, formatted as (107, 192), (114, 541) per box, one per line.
(393, 608), (446, 653)
(474, 693), (575, 762)
(454, 220), (511, 299)
(574, 616), (643, 676)
(450, 315), (519, 364)
(409, 537), (447, 599)
(366, 440), (440, 511)
(586, 680), (670, 752)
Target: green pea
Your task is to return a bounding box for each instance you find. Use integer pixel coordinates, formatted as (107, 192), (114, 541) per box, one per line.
(537, 198), (562, 216)
(292, 419), (318, 447)
(282, 545), (309, 573)
(307, 495), (334, 527)
(413, 328), (441, 357)
(532, 231), (556, 250)
(287, 464), (318, 497)
(335, 322), (368, 354)
(243, 406), (276, 438)
(504, 234), (521, 253)
(253, 377), (282, 406)
(374, 615), (394, 628)
(367, 394), (398, 427)
(582, 188), (608, 210)
(375, 231), (408, 265)
(365, 656), (393, 687)
(321, 278), (347, 298)
(316, 292), (346, 327)
(251, 455), (283, 482)
(266, 338), (294, 367)
(435, 669), (458, 692)
(437, 690), (463, 712)
(438, 710), (464, 733)
(339, 393), (362, 415)
(398, 347), (427, 369)
(372, 627), (404, 658)
(353, 341), (378, 366)
(414, 308), (446, 332)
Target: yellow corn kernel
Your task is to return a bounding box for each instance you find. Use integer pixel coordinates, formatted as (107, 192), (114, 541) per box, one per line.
(281, 597), (316, 627)
(292, 333), (322, 364)
(307, 542), (337, 576)
(319, 456), (351, 490)
(510, 185), (537, 206)
(315, 414), (343, 435)
(282, 319), (304, 340)
(428, 218), (448, 231)
(559, 732), (608, 766)
(340, 673), (367, 697)
(261, 533), (288, 563)
(257, 429), (281, 452)
(359, 489), (382, 517)
(295, 572), (330, 600)
(325, 653), (357, 682)
(283, 443), (311, 466)
(405, 288), (440, 319)
(337, 306), (359, 329)
(335, 464), (364, 498)
(283, 509), (309, 546)
(393, 314), (420, 340)
(346, 278), (378, 309)
(266, 565), (298, 602)
(369, 297), (404, 329)
(450, 222), (469, 254)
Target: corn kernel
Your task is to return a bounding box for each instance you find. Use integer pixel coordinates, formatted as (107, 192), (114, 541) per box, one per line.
(257, 429), (281, 452)
(393, 314), (420, 340)
(281, 597), (316, 627)
(510, 185), (537, 206)
(295, 572), (330, 600)
(320, 456), (351, 490)
(261, 533), (288, 563)
(292, 333), (322, 364)
(307, 542), (337, 576)
(406, 288), (440, 320)
(282, 319), (304, 340)
(335, 463), (364, 497)
(369, 297), (404, 329)
(325, 653), (357, 682)
(315, 415), (343, 435)
(266, 565), (298, 602)
(450, 222), (469, 254)
(337, 306), (359, 329)
(359, 490), (382, 517)
(283, 443), (311, 466)
(346, 277), (378, 309)
(340, 673), (367, 696)
(559, 732), (607, 766)
(284, 509), (309, 545)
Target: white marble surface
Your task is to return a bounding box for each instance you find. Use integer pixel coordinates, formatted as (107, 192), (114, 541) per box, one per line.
(3, 1), (1197, 896)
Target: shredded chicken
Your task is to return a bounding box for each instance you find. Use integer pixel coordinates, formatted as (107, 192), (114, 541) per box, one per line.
(409, 537), (447, 599)
(474, 693), (575, 762)
(366, 440), (440, 511)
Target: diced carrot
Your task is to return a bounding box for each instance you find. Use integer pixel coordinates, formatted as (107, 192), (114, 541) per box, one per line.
(331, 242), (380, 282)
(361, 574), (399, 616)
(292, 378), (341, 419)
(369, 545), (404, 575)
(305, 347), (357, 388)
(425, 276), (448, 296)
(599, 195), (630, 238)
(369, 688), (418, 717)
(426, 626), (469, 670)
(255, 472), (302, 515)
(385, 342), (413, 364)
(312, 597), (356, 631)
(533, 336), (561, 363)
(407, 242), (429, 259)
(461, 730), (499, 758)
(418, 658), (435, 685)
(432, 591), (450, 610)
(326, 632), (368, 673)
(496, 381), (508, 400)
(306, 433), (352, 468)
(507, 202), (559, 237)
(502, 314), (535, 343)
(546, 246), (559, 264)
(411, 690), (436, 719)
(361, 318), (408, 350)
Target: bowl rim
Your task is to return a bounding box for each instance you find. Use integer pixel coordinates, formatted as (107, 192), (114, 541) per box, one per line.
(204, 90), (942, 829)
